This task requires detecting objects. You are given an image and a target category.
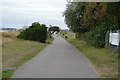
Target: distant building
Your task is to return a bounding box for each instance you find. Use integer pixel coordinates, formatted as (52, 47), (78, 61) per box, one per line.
(0, 28), (17, 31)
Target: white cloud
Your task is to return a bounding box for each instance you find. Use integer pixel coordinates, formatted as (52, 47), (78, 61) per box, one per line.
(9, 6), (64, 14)
(1, 0), (68, 29)
(0, 3), (2, 27)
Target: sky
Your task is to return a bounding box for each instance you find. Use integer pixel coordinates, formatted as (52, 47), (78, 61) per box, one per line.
(1, 0), (119, 29)
(0, 0), (68, 29)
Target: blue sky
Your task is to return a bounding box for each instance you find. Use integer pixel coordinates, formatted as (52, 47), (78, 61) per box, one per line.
(0, 0), (68, 29)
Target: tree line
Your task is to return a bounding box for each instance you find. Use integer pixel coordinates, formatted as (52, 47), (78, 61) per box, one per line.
(63, 2), (120, 47)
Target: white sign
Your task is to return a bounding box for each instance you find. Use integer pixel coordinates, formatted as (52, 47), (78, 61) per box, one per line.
(109, 33), (120, 46)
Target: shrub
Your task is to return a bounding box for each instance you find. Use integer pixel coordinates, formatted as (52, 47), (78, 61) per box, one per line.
(17, 22), (47, 43)
(83, 22), (109, 48)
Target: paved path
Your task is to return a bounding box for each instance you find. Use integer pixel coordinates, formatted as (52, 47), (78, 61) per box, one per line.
(12, 35), (98, 78)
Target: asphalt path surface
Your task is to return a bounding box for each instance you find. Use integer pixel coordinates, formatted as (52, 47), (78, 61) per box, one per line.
(12, 35), (98, 78)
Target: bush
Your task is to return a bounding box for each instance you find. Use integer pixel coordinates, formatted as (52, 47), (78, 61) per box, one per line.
(83, 19), (119, 48)
(17, 22), (47, 43)
(83, 22), (109, 48)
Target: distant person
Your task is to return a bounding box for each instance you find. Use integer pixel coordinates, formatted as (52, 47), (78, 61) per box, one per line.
(56, 31), (59, 37)
(62, 33), (64, 36)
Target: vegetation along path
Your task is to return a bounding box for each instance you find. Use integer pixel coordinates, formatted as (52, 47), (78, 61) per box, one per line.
(12, 35), (98, 78)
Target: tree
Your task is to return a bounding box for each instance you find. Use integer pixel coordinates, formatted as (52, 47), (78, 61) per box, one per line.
(63, 3), (81, 32)
(80, 3), (107, 30)
(63, 2), (108, 32)
(63, 2), (120, 47)
(106, 2), (120, 30)
(49, 26), (60, 32)
(17, 22), (47, 43)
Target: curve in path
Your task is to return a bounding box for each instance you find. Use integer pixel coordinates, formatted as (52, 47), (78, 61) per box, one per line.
(12, 35), (98, 78)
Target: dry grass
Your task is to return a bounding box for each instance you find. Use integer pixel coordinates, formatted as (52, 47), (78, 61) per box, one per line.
(2, 40), (49, 70)
(1, 30), (20, 45)
(2, 30), (20, 38)
(63, 32), (118, 78)
(2, 30), (54, 78)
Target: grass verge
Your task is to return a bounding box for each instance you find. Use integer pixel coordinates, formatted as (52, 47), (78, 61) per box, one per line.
(62, 32), (118, 78)
(2, 31), (54, 79)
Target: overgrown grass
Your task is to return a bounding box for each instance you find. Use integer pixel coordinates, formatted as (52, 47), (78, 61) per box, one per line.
(1, 31), (54, 79)
(62, 32), (118, 78)
(0, 32), (2, 79)
(2, 31), (20, 38)
(0, 45), (2, 79)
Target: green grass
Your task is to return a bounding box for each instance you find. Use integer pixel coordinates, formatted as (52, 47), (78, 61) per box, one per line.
(0, 33), (2, 79)
(2, 37), (54, 79)
(63, 32), (118, 78)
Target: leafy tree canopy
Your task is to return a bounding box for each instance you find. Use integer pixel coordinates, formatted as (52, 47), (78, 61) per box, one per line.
(49, 26), (60, 32)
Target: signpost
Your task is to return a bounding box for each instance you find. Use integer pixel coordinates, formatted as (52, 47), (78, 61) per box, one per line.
(110, 33), (120, 46)
(109, 31), (120, 52)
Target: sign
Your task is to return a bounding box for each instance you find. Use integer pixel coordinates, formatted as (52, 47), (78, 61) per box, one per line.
(109, 33), (120, 46)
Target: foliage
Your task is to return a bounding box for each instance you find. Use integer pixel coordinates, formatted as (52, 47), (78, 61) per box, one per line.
(106, 2), (120, 29)
(63, 3), (108, 32)
(106, 2), (120, 19)
(17, 22), (47, 43)
(83, 19), (119, 48)
(80, 3), (107, 30)
(83, 22), (108, 47)
(49, 26), (60, 32)
(63, 2), (120, 47)
(63, 3), (86, 33)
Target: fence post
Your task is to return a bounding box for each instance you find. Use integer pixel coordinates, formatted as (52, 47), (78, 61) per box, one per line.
(117, 30), (120, 53)
(105, 31), (109, 48)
